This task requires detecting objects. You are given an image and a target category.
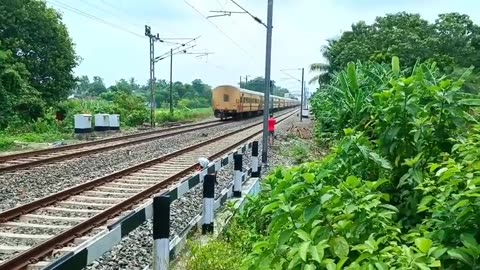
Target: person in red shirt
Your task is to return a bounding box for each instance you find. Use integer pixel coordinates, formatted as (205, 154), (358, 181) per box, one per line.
(268, 113), (276, 145)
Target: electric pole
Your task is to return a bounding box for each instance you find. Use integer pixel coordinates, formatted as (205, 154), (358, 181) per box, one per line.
(245, 75), (249, 86)
(145, 25), (161, 128)
(170, 48), (173, 114)
(300, 67), (304, 122)
(262, 0), (273, 164)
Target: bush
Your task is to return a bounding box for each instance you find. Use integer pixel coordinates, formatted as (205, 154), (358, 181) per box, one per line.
(185, 240), (243, 270)
(229, 58), (480, 269)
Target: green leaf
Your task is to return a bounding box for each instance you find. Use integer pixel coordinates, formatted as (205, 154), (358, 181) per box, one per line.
(452, 199), (469, 211)
(346, 175), (360, 188)
(429, 247), (447, 258)
(429, 260), (441, 267)
(253, 241), (269, 254)
(368, 151), (392, 169)
(379, 204), (399, 213)
(295, 229), (311, 241)
(305, 264), (316, 270)
(278, 228), (294, 245)
(261, 201), (280, 215)
(414, 262), (431, 270)
(460, 233), (480, 252)
(375, 262), (389, 270)
(347, 62), (359, 90)
(299, 241), (310, 261)
(417, 195), (434, 213)
(435, 167), (448, 177)
(321, 193), (333, 204)
(459, 99), (480, 106)
(330, 237), (349, 258)
(448, 248), (474, 265)
(326, 262), (336, 270)
(309, 244), (322, 263)
(304, 204), (321, 222)
(304, 173), (315, 184)
(392, 56), (400, 75)
(415, 238), (433, 253)
(287, 254), (301, 269)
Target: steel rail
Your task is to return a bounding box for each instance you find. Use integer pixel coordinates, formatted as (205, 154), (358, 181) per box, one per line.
(0, 119), (221, 163)
(0, 120), (226, 173)
(0, 110), (296, 270)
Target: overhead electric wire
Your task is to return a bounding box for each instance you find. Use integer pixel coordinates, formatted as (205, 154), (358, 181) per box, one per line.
(183, 0), (254, 60)
(229, 0), (267, 28)
(48, 0), (146, 39)
(48, 0), (189, 45)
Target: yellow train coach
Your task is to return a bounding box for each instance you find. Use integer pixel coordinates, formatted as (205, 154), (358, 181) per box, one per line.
(212, 85), (299, 120)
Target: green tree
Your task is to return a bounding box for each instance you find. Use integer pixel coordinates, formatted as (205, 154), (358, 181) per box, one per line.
(0, 45), (45, 128)
(0, 0), (78, 103)
(74, 75), (91, 97)
(240, 76), (291, 97)
(310, 12), (480, 84)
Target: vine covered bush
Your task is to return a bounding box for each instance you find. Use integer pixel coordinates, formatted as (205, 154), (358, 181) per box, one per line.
(226, 58), (480, 269)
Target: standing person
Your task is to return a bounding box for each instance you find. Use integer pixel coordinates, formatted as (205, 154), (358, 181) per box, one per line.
(268, 113), (276, 145)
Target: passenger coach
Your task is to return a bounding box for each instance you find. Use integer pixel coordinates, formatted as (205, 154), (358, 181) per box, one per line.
(212, 85), (299, 120)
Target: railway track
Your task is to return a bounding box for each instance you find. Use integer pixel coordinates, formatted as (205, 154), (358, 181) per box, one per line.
(0, 110), (295, 270)
(0, 119), (226, 174)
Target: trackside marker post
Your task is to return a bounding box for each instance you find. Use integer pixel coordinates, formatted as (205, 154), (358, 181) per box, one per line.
(202, 174), (215, 234)
(233, 153), (242, 197)
(251, 141), (260, 177)
(153, 195), (170, 270)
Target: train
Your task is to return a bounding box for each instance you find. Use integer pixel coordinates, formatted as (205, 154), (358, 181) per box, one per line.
(212, 85), (300, 120)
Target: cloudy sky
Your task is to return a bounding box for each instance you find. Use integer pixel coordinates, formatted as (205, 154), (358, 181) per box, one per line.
(46, 0), (480, 97)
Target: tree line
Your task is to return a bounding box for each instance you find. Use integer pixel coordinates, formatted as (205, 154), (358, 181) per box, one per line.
(72, 76), (213, 109)
(310, 12), (480, 91)
(239, 76), (293, 98)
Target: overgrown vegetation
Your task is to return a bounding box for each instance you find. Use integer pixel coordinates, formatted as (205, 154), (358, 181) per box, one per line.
(310, 12), (480, 88)
(186, 58), (480, 269)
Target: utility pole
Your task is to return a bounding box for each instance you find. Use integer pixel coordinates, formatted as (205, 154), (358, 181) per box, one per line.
(245, 75), (249, 86)
(170, 48), (173, 114)
(145, 25), (160, 128)
(262, 0), (273, 164)
(300, 67), (304, 122)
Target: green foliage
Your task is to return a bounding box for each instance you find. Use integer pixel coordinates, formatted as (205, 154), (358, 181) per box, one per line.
(185, 240), (243, 270)
(0, 0), (78, 103)
(227, 58), (480, 269)
(155, 108), (212, 124)
(239, 76), (292, 97)
(283, 139), (313, 164)
(311, 12), (480, 85)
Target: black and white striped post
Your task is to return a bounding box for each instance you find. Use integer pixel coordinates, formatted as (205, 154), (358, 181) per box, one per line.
(153, 195), (170, 270)
(233, 153), (242, 197)
(251, 141), (260, 177)
(202, 174), (215, 234)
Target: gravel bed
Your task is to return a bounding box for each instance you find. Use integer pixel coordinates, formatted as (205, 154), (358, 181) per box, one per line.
(0, 225), (65, 236)
(33, 209), (97, 218)
(83, 114), (297, 270)
(0, 114), (278, 212)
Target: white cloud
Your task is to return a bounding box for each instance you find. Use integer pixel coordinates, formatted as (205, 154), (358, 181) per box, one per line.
(48, 0), (480, 98)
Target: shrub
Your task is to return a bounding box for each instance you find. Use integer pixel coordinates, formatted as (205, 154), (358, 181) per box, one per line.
(185, 240), (243, 270)
(230, 58), (480, 269)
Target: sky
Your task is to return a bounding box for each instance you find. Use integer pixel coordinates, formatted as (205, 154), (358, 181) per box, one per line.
(46, 0), (480, 98)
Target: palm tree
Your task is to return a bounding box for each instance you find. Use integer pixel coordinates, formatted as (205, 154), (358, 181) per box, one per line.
(309, 40), (335, 85)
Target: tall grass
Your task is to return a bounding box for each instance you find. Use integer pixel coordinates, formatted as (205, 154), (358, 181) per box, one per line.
(155, 108), (212, 124)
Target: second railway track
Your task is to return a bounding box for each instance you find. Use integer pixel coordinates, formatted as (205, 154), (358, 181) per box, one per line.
(0, 110), (295, 270)
(0, 119), (227, 174)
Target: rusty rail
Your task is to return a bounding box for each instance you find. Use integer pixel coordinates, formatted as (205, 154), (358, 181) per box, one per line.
(0, 120), (226, 173)
(0, 110), (296, 270)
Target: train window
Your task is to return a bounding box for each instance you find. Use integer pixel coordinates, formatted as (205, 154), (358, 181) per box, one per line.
(224, 94), (229, 102)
